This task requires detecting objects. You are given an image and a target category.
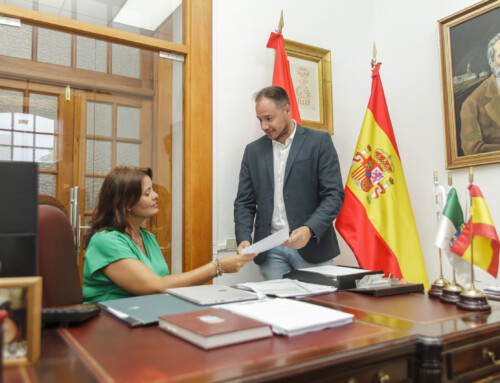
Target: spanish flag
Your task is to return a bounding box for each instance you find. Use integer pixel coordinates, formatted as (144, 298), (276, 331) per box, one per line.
(335, 63), (429, 289)
(266, 31), (301, 124)
(451, 185), (499, 277)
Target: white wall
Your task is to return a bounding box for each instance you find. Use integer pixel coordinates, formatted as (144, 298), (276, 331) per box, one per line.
(212, 0), (500, 288)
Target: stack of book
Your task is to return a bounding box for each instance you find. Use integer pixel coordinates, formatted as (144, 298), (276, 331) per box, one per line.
(158, 308), (272, 349)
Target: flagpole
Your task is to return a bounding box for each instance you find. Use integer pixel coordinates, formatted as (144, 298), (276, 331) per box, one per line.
(371, 42), (377, 69)
(429, 171), (449, 298)
(277, 10), (284, 33)
(457, 167), (490, 311)
(440, 171), (464, 304)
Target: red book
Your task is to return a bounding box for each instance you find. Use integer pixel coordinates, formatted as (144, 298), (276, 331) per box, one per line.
(158, 308), (272, 349)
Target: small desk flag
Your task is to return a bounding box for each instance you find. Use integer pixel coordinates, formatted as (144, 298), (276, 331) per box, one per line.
(335, 63), (429, 289)
(451, 185), (499, 277)
(434, 188), (465, 250)
(266, 31), (301, 124)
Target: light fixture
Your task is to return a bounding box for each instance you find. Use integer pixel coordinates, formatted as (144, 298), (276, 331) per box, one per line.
(113, 0), (182, 31)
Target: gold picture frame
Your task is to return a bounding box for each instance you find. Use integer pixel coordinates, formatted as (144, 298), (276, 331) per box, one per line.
(284, 39), (333, 135)
(438, 0), (500, 169)
(1, 276), (42, 366)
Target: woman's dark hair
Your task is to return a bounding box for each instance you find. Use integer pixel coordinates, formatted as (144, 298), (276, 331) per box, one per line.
(83, 166), (152, 249)
(254, 86), (290, 109)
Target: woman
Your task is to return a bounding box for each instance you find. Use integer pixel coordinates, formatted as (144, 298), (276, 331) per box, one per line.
(83, 166), (255, 303)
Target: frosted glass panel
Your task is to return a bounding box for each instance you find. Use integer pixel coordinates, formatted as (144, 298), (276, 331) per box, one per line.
(0, 24), (32, 59)
(86, 139), (111, 173)
(87, 102), (112, 136)
(35, 148), (54, 163)
(35, 116), (55, 134)
(85, 176), (104, 211)
(117, 106), (140, 139)
(30, 93), (57, 123)
(0, 113), (12, 129)
(13, 132), (33, 146)
(37, 28), (72, 67)
(0, 89), (23, 113)
(76, 36), (107, 72)
(35, 133), (55, 148)
(0, 130), (11, 145)
(112, 44), (140, 79)
(39, 173), (56, 197)
(13, 146), (33, 161)
(0, 146), (11, 160)
(13, 113), (34, 131)
(116, 142), (140, 167)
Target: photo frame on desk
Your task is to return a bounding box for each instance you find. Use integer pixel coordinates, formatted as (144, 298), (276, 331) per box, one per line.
(284, 39), (333, 135)
(438, 0), (500, 169)
(0, 277), (42, 367)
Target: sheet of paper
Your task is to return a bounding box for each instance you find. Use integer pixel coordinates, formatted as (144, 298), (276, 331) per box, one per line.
(241, 227), (289, 255)
(237, 279), (337, 298)
(300, 265), (372, 277)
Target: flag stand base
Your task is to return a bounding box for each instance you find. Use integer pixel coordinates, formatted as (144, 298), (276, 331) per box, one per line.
(457, 288), (491, 312)
(428, 278), (450, 298)
(440, 283), (463, 304)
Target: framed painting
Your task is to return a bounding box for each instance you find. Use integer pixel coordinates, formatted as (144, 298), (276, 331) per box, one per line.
(438, 0), (500, 168)
(284, 39), (333, 135)
(0, 276), (42, 366)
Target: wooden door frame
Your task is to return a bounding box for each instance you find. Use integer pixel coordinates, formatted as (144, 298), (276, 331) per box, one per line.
(0, 0), (213, 272)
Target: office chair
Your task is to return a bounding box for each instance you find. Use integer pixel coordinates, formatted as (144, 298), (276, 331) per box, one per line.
(38, 203), (82, 307)
(38, 203), (100, 326)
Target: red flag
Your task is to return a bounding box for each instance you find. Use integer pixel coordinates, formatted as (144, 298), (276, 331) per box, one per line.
(335, 63), (429, 288)
(266, 31), (301, 124)
(451, 185), (499, 277)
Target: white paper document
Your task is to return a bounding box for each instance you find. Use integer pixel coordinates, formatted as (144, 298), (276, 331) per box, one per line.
(237, 278), (337, 298)
(220, 298), (354, 337)
(241, 227), (289, 255)
(300, 265), (372, 277)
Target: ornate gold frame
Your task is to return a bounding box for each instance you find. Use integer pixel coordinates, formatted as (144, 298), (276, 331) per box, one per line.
(284, 39), (333, 135)
(1, 276), (42, 366)
(438, 0), (500, 168)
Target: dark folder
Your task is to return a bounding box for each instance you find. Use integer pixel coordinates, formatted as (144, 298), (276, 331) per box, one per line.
(283, 267), (384, 290)
(97, 293), (204, 327)
(345, 283), (425, 297)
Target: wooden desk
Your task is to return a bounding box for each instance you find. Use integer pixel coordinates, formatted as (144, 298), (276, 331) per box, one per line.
(4, 292), (500, 383)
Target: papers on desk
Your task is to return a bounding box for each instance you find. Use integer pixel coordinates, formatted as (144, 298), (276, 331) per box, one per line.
(237, 278), (337, 298)
(484, 286), (500, 301)
(241, 227), (289, 255)
(300, 265), (374, 277)
(220, 298), (354, 337)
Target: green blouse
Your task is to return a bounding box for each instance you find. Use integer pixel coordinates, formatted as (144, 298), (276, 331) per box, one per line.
(83, 229), (169, 303)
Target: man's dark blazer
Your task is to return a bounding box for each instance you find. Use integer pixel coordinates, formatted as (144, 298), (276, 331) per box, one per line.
(234, 124), (345, 265)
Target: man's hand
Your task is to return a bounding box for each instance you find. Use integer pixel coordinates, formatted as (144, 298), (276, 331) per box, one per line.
(237, 240), (251, 255)
(283, 226), (312, 250)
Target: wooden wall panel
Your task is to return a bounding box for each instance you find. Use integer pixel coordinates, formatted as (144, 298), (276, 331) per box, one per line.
(183, 0), (213, 271)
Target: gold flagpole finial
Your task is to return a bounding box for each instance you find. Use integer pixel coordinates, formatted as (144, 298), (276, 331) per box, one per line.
(372, 42), (377, 68)
(278, 10), (284, 34)
(469, 167), (474, 184)
(448, 170), (452, 187)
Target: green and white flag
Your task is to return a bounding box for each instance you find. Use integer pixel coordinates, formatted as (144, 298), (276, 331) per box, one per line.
(434, 188), (464, 250)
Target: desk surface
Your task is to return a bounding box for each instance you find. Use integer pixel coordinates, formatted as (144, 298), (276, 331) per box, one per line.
(5, 291), (500, 383)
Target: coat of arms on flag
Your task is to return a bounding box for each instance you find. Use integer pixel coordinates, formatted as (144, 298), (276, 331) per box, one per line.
(350, 145), (394, 204)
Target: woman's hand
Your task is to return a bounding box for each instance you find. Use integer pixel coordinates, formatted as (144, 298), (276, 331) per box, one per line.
(218, 252), (256, 273)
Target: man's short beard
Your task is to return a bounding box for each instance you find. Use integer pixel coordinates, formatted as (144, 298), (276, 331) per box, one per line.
(491, 62), (500, 78)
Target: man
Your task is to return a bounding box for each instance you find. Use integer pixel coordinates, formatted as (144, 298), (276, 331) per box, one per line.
(460, 32), (500, 155)
(234, 86), (344, 280)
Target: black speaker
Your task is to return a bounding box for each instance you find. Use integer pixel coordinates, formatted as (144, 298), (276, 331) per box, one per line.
(0, 161), (38, 276)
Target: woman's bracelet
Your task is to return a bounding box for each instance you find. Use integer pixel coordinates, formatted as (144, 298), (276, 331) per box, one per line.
(212, 259), (224, 277)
